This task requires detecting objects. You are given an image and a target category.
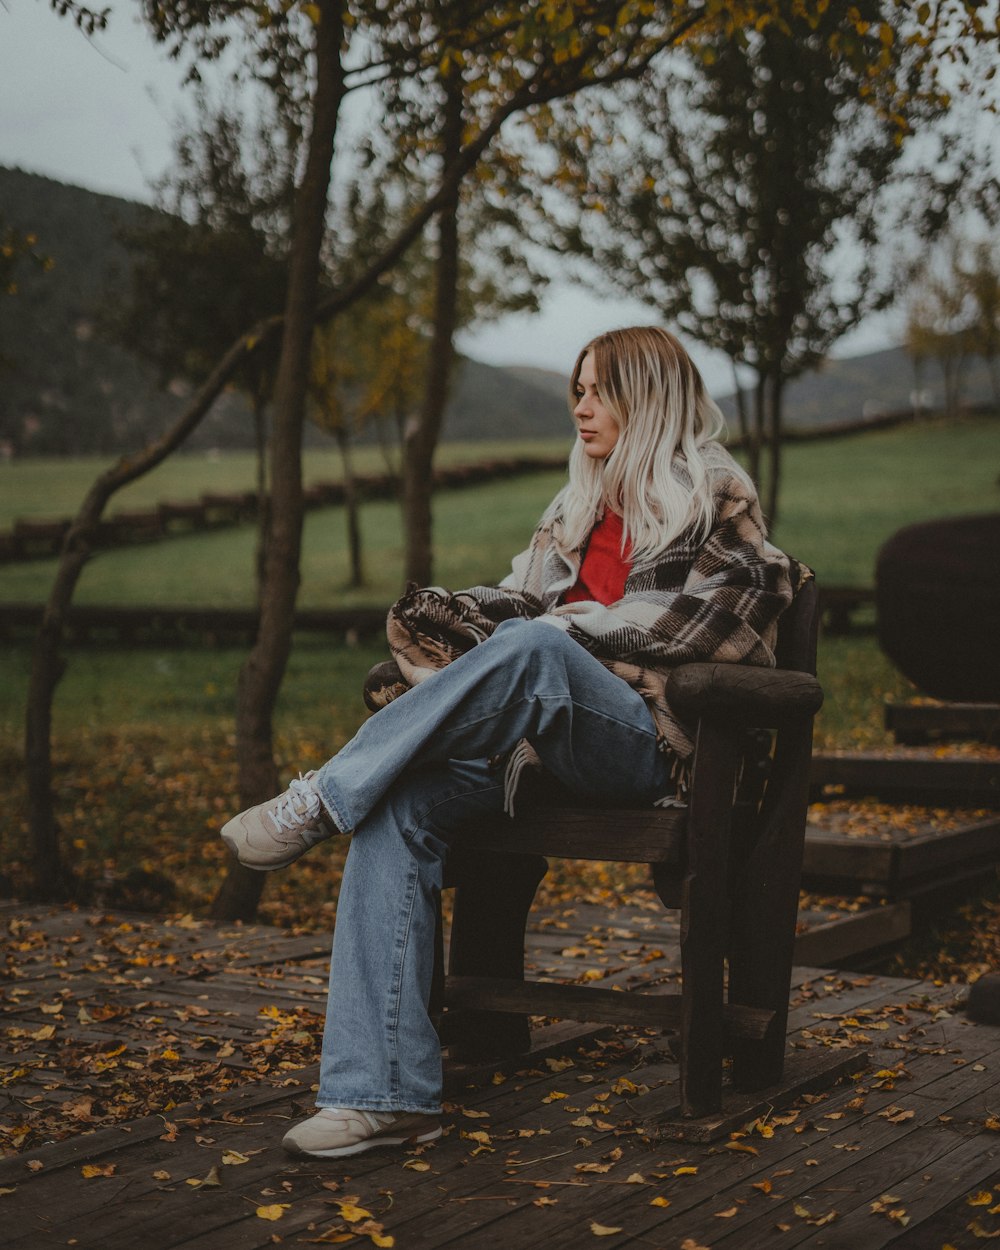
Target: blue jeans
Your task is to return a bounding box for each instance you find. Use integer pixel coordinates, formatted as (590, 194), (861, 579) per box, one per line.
(311, 617), (672, 1113)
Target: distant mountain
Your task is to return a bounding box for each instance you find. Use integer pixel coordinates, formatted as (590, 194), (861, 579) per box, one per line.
(1, 166), (992, 458)
(716, 344), (995, 430)
(0, 167), (566, 456)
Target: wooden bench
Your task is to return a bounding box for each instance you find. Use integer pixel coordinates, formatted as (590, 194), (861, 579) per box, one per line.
(431, 580), (824, 1123)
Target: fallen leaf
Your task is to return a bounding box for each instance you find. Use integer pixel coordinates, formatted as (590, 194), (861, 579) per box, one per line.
(25, 1162), (42, 1173)
(461, 1109), (490, 1119)
(725, 1141), (758, 1155)
(81, 1163), (116, 1179)
(715, 1206), (739, 1217)
(0, 1187), (17, 1196)
(576, 1162), (613, 1174)
(626, 1173), (646, 1184)
(152, 1170), (171, 1182)
(542, 1091), (569, 1104)
(674, 1166), (698, 1176)
(256, 1205), (290, 1221)
(402, 1159), (430, 1172)
(969, 1193), (995, 1208)
(590, 1223), (623, 1236)
(650, 1196), (670, 1208)
(753, 1179), (773, 1195)
(335, 1201), (374, 1223)
(186, 1165), (222, 1188)
(222, 1151), (251, 1166)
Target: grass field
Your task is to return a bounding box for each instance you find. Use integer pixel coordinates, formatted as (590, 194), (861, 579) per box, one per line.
(0, 438), (572, 529)
(0, 412), (996, 921)
(1, 414), (995, 610)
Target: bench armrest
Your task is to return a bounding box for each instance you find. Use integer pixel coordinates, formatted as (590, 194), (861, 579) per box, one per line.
(666, 662), (823, 728)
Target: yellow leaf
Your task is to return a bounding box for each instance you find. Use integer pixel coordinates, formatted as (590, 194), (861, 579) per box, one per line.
(81, 1163), (116, 1179)
(152, 1170), (171, 1182)
(542, 1091), (568, 1103)
(336, 1201), (373, 1222)
(402, 1159), (430, 1172)
(256, 1204), (290, 1220)
(222, 1151), (250, 1166)
(715, 1206), (739, 1217)
(576, 1162), (614, 1174)
(725, 1140), (758, 1155)
(969, 1193), (995, 1207)
(625, 1173), (646, 1184)
(590, 1223), (623, 1236)
(546, 1057), (575, 1072)
(463, 1131), (491, 1145)
(674, 1166), (698, 1176)
(186, 1165), (222, 1188)
(461, 1109), (490, 1118)
(650, 1196), (670, 1208)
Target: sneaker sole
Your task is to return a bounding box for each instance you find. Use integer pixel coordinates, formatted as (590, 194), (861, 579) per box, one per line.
(283, 1124), (442, 1159)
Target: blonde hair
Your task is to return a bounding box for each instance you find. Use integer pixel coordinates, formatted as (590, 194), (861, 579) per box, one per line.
(560, 325), (739, 562)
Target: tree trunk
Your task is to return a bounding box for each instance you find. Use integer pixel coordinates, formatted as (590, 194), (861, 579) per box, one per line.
(211, 4), (346, 923)
(252, 379), (271, 609)
(765, 370), (784, 526)
(335, 423), (364, 588)
(731, 360), (750, 446)
(24, 330), (258, 899)
(748, 373), (765, 489)
(401, 72), (464, 588)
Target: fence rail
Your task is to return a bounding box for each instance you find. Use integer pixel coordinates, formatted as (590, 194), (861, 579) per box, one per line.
(0, 454), (566, 564)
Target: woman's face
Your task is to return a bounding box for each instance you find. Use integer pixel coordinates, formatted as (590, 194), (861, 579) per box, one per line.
(572, 353), (620, 460)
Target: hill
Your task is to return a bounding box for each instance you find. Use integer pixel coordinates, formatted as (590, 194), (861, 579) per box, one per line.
(0, 167), (568, 456)
(1, 166), (994, 457)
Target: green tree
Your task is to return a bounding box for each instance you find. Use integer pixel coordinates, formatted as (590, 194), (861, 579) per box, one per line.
(546, 1), (912, 521)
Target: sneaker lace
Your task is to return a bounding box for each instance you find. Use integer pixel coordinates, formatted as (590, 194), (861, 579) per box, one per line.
(268, 774), (323, 834)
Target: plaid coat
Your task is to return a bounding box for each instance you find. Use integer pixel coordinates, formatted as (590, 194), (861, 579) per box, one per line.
(385, 444), (803, 781)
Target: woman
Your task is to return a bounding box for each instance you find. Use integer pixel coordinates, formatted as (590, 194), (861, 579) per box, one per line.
(222, 325), (799, 1160)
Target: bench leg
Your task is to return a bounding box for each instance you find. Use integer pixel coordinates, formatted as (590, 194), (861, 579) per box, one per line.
(729, 723), (812, 1091)
(443, 849), (547, 1061)
(679, 720), (740, 1118)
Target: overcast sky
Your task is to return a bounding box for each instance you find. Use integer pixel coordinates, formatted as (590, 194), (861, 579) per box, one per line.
(1, 0), (906, 393)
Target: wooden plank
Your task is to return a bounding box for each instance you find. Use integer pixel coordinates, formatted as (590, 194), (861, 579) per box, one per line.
(802, 827), (896, 888)
(479, 806), (687, 864)
(811, 752), (1000, 804)
(649, 1046), (866, 1143)
(894, 814), (1000, 881)
(886, 698), (1000, 745)
(443, 975), (774, 1039)
(792, 901), (911, 966)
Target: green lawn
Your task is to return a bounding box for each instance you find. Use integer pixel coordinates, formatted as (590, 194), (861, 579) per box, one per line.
(1, 415), (995, 611)
(0, 413), (995, 917)
(0, 437), (572, 528)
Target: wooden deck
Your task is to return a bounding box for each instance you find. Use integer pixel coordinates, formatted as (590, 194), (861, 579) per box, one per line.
(3, 902), (1000, 1249)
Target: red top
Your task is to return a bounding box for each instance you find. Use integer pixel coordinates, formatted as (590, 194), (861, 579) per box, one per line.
(563, 509), (632, 606)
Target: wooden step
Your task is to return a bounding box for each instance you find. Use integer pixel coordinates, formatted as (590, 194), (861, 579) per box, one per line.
(811, 750), (1000, 805)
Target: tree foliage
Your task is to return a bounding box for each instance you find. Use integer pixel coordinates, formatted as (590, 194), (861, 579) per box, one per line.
(541, 0), (959, 520)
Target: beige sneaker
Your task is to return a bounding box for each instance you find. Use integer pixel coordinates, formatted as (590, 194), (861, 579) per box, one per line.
(282, 1108), (442, 1159)
(221, 772), (338, 870)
